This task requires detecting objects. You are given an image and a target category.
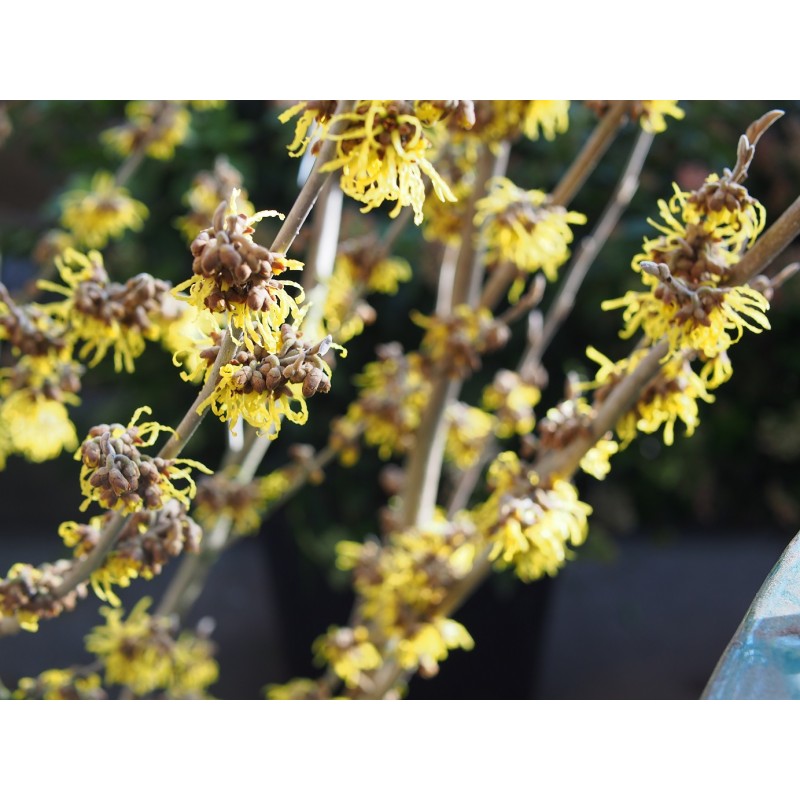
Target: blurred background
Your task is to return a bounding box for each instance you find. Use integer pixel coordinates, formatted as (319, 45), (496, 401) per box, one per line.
(1, 100), (799, 698)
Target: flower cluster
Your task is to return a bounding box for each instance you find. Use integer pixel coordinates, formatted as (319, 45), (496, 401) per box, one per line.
(85, 598), (219, 698)
(482, 369), (541, 438)
(590, 100), (686, 134)
(586, 346), (716, 448)
(464, 101), (571, 147)
(76, 406), (210, 513)
(0, 560), (88, 632)
(60, 499), (202, 605)
(475, 176), (586, 297)
(39, 248), (182, 373)
(444, 402), (496, 469)
(0, 287), (83, 465)
(175, 195), (302, 352)
(10, 669), (106, 700)
(323, 244), (412, 344)
(176, 156), (256, 242)
(332, 515), (478, 685)
(602, 176), (769, 370)
(472, 452), (592, 581)
(193, 472), (265, 535)
(413, 304), (509, 378)
(336, 343), (430, 461)
(195, 324), (334, 438)
(60, 172), (148, 249)
(101, 100), (192, 161)
(280, 100), (458, 224)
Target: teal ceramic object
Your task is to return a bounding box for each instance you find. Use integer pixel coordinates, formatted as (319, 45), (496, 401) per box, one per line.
(703, 531), (800, 699)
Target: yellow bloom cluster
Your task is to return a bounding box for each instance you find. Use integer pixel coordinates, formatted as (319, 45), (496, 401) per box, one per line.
(472, 452), (592, 581)
(60, 172), (148, 249)
(638, 101), (685, 134)
(313, 625), (382, 689)
(323, 250), (412, 343)
(173, 193), (303, 354)
(280, 100), (456, 225)
(467, 101), (571, 147)
(11, 669), (105, 700)
(85, 598), (218, 698)
(444, 402), (497, 469)
(585, 346), (715, 447)
(482, 369), (541, 438)
(341, 348), (430, 460)
(335, 515), (476, 681)
(475, 177), (587, 289)
(60, 499), (202, 606)
(176, 156), (256, 242)
(193, 471), (268, 536)
(0, 372), (79, 464)
(102, 100), (191, 161)
(76, 406), (210, 513)
(602, 179), (769, 367)
(412, 304), (502, 377)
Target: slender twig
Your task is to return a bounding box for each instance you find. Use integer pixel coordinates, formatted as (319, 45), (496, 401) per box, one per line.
(527, 127), (655, 365)
(400, 145), (507, 528)
(729, 194), (800, 286)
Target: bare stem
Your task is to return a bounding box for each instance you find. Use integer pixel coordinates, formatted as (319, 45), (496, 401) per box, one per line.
(399, 146), (506, 528)
(729, 194), (800, 286)
(527, 127), (655, 365)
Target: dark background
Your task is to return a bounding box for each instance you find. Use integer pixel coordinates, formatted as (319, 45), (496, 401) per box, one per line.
(1, 100), (799, 698)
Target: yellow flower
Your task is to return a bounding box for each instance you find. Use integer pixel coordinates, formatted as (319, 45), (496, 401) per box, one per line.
(173, 192), (303, 354)
(345, 349), (430, 459)
(396, 618), (474, 677)
(482, 370), (541, 437)
(602, 178), (769, 362)
(638, 101), (685, 134)
(85, 597), (218, 698)
(39, 249), (159, 373)
(585, 347), (714, 448)
(0, 390), (78, 463)
(76, 405), (211, 513)
(464, 101), (570, 147)
(602, 281), (770, 361)
(313, 625), (382, 689)
(12, 669), (105, 700)
(102, 101), (191, 161)
(60, 172), (148, 249)
(176, 157), (256, 242)
(475, 455), (592, 581)
(475, 176), (586, 290)
(321, 251), (412, 344)
(444, 403), (496, 469)
(579, 437), (619, 480)
(281, 100), (456, 225)
(522, 100), (570, 140)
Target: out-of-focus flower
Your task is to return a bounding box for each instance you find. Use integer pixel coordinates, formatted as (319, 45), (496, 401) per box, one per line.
(85, 598), (218, 698)
(60, 172), (148, 249)
(102, 101), (191, 161)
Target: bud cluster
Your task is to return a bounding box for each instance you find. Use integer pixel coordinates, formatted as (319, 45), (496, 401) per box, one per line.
(62, 500), (202, 581)
(0, 560), (88, 632)
(79, 423), (176, 512)
(190, 202), (292, 315)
